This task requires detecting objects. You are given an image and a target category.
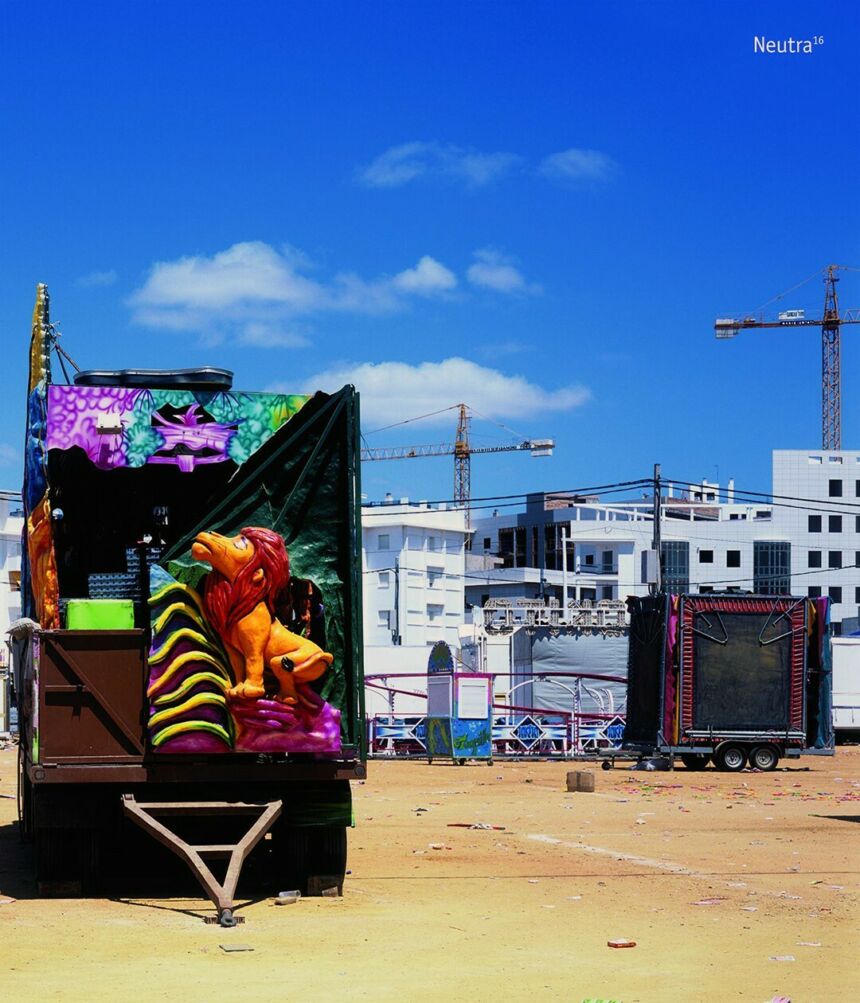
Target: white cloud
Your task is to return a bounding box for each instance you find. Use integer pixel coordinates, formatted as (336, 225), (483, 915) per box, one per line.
(77, 269), (117, 288)
(129, 242), (458, 342)
(466, 249), (539, 295)
(358, 141), (521, 189)
(288, 358), (590, 427)
(392, 256), (457, 295)
(538, 148), (618, 184)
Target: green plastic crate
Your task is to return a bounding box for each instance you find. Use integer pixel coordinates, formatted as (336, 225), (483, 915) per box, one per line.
(65, 599), (135, 630)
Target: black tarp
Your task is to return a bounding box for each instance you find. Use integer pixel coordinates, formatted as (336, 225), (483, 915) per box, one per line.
(622, 595), (667, 746)
(692, 611), (792, 731)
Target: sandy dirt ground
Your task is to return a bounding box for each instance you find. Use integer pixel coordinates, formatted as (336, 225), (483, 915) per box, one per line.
(0, 747), (856, 1002)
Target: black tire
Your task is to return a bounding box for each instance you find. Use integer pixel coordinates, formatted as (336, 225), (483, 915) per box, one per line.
(749, 744), (779, 771)
(601, 759), (612, 771)
(680, 753), (711, 771)
(714, 744), (747, 772)
(271, 824), (347, 897)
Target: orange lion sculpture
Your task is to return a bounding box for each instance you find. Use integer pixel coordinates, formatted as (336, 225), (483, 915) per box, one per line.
(191, 527), (333, 704)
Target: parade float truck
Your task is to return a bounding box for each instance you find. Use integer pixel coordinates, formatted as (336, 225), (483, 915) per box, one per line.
(12, 286), (365, 925)
(623, 593), (833, 771)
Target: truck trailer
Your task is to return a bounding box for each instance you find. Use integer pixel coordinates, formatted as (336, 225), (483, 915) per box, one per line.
(13, 285), (365, 924)
(623, 593), (833, 771)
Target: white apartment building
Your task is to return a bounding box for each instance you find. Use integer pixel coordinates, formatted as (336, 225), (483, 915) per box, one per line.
(361, 498), (469, 717)
(0, 491), (24, 633)
(362, 496), (468, 649)
(466, 451), (860, 635)
(0, 491), (24, 732)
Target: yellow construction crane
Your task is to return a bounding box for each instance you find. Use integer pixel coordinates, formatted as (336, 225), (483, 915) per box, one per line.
(360, 403), (554, 525)
(715, 265), (860, 449)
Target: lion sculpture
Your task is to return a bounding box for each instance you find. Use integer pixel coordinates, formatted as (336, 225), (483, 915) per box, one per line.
(191, 527), (333, 705)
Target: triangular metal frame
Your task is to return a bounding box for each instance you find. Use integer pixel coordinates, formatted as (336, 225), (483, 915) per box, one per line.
(122, 795), (282, 926)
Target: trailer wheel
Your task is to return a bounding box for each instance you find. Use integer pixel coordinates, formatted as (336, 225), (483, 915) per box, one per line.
(679, 753), (711, 771)
(749, 744), (779, 771)
(714, 744), (747, 772)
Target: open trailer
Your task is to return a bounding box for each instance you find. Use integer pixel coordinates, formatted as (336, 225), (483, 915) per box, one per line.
(12, 285), (365, 924)
(623, 592), (833, 771)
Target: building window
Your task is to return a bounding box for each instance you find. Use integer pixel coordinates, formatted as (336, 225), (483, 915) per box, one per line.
(427, 566), (444, 587)
(515, 527), (526, 567)
(829, 586), (842, 604)
(829, 479), (843, 497)
(754, 541), (791, 595)
(855, 586), (860, 604)
(378, 534), (390, 550)
(828, 551), (842, 569)
(856, 551), (860, 568)
(426, 603), (444, 622)
(584, 553), (594, 566)
(661, 541), (690, 593)
(727, 550), (741, 568)
(829, 515), (842, 533)
(808, 455), (822, 464)
(699, 550), (714, 564)
(808, 550), (822, 568)
(808, 586), (822, 598)
(499, 528), (514, 568)
(483, 537), (491, 550)
(856, 479), (860, 497)
(856, 515), (860, 533)
(699, 585), (714, 594)
(378, 571), (390, 588)
(378, 610), (391, 629)
(427, 536), (438, 552)
(601, 585), (614, 600)
(602, 549), (614, 572)
(808, 515), (822, 533)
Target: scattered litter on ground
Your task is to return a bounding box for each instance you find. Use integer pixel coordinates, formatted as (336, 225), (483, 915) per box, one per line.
(0, 896), (16, 905)
(768, 955), (795, 962)
(692, 897), (726, 906)
(447, 822), (506, 830)
(741, 907), (758, 912)
(797, 941), (821, 947)
(220, 944), (254, 953)
(428, 843), (450, 850)
(607, 939), (636, 949)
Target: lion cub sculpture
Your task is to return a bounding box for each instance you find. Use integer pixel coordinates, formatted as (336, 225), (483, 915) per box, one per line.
(191, 527), (333, 705)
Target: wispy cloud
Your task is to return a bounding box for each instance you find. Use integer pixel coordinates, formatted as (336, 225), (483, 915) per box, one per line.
(538, 148), (619, 184)
(357, 141), (522, 189)
(359, 141), (619, 190)
(129, 242), (459, 344)
(77, 269), (118, 288)
(467, 249), (540, 295)
(286, 357), (590, 427)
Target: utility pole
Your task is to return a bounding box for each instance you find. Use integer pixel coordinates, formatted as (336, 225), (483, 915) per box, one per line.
(651, 463), (662, 595)
(392, 558), (402, 646)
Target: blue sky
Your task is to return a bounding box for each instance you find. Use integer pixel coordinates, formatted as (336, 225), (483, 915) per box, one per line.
(1, 0), (858, 504)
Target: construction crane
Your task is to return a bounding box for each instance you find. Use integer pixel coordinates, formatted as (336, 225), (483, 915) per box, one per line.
(715, 265), (860, 449)
(360, 403), (554, 526)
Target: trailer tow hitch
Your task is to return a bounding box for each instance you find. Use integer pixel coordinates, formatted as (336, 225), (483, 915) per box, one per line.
(122, 794), (283, 926)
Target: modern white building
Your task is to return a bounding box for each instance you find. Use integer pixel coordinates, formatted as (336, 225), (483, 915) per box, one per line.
(361, 497), (469, 715)
(466, 451), (860, 635)
(0, 491), (24, 633)
(0, 491), (24, 732)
